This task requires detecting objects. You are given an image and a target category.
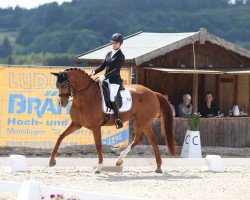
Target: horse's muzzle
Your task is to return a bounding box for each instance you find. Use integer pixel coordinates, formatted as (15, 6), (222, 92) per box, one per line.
(58, 97), (68, 108)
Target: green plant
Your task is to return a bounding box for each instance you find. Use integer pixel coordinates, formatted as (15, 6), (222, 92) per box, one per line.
(188, 113), (201, 131)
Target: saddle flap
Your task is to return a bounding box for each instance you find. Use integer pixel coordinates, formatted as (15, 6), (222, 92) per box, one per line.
(100, 83), (132, 114)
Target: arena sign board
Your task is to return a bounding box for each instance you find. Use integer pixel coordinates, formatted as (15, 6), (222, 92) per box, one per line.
(0, 65), (131, 148)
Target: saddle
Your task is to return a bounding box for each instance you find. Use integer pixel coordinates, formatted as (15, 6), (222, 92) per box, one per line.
(99, 81), (132, 125)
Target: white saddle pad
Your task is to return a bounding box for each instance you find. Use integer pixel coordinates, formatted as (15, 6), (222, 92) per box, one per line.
(100, 87), (132, 114)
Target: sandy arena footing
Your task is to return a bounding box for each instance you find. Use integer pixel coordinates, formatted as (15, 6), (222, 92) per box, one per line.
(0, 158), (249, 200)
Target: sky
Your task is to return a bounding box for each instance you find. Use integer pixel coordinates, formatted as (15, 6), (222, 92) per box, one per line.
(0, 0), (241, 9)
(0, 0), (72, 9)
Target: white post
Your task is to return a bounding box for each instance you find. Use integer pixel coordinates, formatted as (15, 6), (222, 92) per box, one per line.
(201, 155), (225, 173)
(5, 155), (28, 173)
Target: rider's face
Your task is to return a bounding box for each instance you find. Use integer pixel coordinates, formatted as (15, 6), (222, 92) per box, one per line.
(112, 41), (121, 50)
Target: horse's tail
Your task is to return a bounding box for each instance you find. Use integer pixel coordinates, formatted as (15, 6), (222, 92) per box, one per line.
(155, 92), (176, 156)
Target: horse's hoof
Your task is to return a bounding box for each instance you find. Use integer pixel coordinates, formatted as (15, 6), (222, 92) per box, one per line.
(155, 168), (162, 173)
(94, 169), (101, 174)
(116, 160), (123, 166)
(49, 159), (56, 167)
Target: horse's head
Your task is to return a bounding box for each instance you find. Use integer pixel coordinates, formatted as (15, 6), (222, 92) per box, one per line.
(52, 68), (96, 108)
(51, 71), (71, 108)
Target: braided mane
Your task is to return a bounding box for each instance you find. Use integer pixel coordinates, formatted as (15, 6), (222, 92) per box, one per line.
(65, 67), (95, 83)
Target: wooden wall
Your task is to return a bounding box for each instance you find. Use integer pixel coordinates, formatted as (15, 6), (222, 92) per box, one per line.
(137, 69), (250, 117)
(238, 74), (250, 106)
(203, 74), (250, 115)
(141, 41), (250, 68)
(204, 75), (217, 98)
(132, 118), (250, 147)
(137, 67), (193, 107)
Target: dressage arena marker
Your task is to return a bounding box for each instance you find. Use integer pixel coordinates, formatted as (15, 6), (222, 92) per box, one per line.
(201, 155), (225, 173)
(180, 130), (202, 158)
(4, 155), (28, 173)
(0, 180), (141, 200)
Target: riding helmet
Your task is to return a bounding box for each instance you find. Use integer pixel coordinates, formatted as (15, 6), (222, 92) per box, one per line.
(110, 33), (123, 44)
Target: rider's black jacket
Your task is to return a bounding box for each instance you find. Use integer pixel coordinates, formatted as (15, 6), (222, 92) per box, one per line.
(94, 49), (125, 84)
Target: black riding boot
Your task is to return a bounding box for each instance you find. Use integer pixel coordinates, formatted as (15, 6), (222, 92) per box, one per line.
(111, 101), (123, 129)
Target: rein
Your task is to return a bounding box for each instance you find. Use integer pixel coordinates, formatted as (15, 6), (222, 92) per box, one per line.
(71, 78), (98, 98)
(58, 77), (98, 100)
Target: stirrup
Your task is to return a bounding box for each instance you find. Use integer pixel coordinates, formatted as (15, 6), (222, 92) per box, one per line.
(115, 118), (123, 129)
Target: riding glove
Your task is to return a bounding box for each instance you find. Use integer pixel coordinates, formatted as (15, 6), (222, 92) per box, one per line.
(97, 75), (105, 82)
(89, 70), (95, 76)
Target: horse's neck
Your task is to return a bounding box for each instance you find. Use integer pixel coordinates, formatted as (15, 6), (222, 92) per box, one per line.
(70, 75), (100, 102)
(69, 72), (94, 92)
(73, 79), (93, 92)
(73, 82), (100, 111)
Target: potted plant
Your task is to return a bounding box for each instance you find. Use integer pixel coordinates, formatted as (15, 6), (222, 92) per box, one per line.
(188, 113), (201, 131)
(180, 113), (202, 158)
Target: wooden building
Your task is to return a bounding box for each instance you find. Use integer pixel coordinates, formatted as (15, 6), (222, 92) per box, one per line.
(76, 28), (250, 147)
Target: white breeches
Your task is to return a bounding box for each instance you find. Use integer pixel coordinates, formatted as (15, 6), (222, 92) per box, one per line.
(105, 80), (120, 102)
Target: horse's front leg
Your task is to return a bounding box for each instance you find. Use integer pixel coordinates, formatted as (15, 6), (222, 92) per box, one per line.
(91, 127), (103, 174)
(49, 122), (81, 167)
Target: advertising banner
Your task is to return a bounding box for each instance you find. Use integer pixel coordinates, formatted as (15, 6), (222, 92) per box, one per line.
(0, 66), (131, 148)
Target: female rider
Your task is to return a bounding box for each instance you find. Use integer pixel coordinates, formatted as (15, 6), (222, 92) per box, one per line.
(90, 33), (125, 129)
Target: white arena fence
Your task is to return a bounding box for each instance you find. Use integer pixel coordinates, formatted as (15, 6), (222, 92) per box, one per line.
(0, 180), (141, 200)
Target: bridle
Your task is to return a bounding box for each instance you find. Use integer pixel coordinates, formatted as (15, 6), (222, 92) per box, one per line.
(57, 79), (72, 98)
(57, 78), (98, 100)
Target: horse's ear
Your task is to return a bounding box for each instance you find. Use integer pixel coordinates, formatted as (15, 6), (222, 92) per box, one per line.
(51, 72), (59, 77)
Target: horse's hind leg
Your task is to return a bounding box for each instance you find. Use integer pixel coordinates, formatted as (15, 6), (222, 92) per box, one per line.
(143, 124), (162, 173)
(49, 122), (81, 167)
(116, 121), (143, 166)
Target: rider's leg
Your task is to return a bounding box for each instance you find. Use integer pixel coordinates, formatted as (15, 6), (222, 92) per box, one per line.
(110, 100), (123, 128)
(109, 83), (123, 128)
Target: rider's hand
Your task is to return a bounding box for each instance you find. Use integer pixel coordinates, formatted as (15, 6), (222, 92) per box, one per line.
(97, 75), (105, 82)
(89, 70), (95, 76)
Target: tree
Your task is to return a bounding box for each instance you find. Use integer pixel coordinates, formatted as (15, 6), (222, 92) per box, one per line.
(1, 0), (250, 61)
(0, 37), (12, 58)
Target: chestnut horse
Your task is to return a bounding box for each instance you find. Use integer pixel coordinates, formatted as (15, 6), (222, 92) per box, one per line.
(50, 68), (175, 173)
